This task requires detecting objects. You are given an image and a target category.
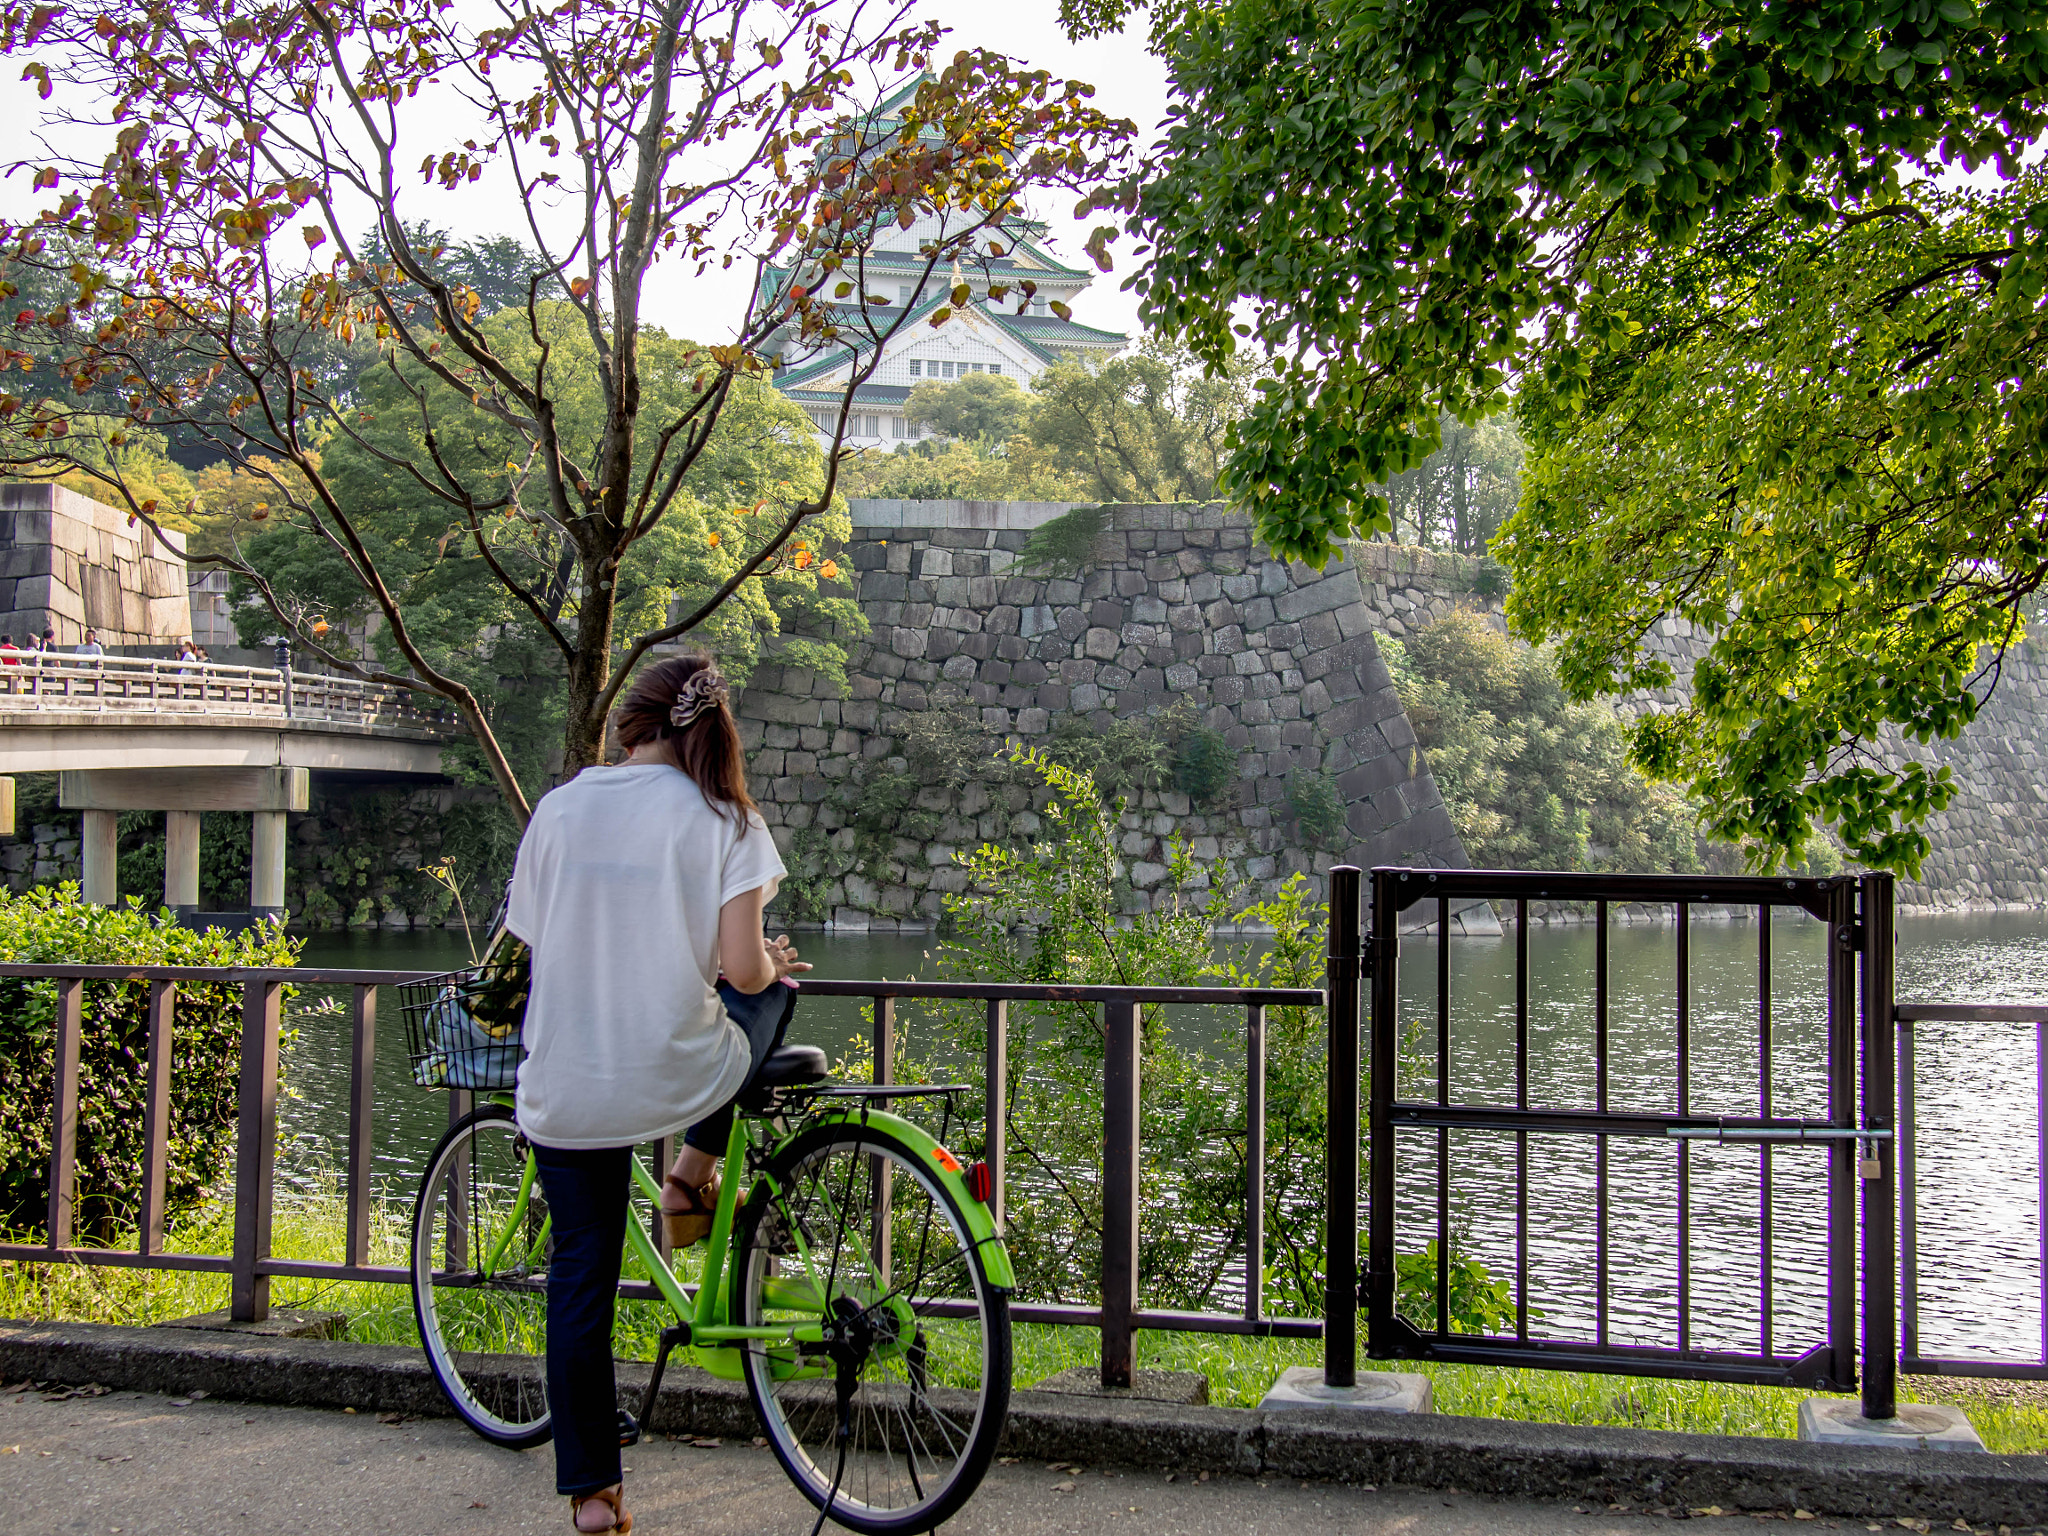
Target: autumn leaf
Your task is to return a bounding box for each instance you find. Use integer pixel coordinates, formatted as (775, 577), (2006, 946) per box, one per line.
(568, 277), (591, 299)
(707, 531), (721, 548)
(793, 545), (812, 569)
(819, 559), (839, 580)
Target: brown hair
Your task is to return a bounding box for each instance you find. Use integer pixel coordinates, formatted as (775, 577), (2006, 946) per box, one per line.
(613, 653), (758, 831)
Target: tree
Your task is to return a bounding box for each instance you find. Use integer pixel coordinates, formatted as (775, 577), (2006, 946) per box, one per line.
(0, 0), (1130, 822)
(1081, 0), (2048, 868)
(834, 433), (1086, 501)
(1084, 0), (2048, 560)
(1027, 341), (1258, 503)
(905, 371), (1035, 442)
(1383, 611), (1702, 875)
(238, 306), (858, 793)
(1383, 414), (1522, 556)
(1500, 172), (2048, 874)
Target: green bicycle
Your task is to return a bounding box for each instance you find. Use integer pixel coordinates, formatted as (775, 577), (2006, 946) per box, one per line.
(403, 966), (1013, 1534)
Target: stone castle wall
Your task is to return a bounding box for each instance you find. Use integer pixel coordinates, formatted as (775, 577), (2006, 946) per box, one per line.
(742, 502), (1473, 930)
(0, 483), (192, 648)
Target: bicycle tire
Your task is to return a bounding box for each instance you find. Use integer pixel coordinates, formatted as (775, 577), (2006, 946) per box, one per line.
(410, 1102), (553, 1448)
(735, 1118), (1011, 1534)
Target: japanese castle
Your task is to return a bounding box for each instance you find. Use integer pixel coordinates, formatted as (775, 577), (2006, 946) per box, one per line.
(765, 86), (1128, 446)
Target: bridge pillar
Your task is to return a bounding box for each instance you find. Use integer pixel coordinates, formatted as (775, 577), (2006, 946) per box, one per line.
(81, 809), (119, 906)
(250, 811), (287, 922)
(164, 811), (201, 918)
(61, 768), (309, 920)
(0, 776), (13, 838)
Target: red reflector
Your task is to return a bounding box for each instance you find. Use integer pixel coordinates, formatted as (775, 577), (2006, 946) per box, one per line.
(966, 1160), (993, 1204)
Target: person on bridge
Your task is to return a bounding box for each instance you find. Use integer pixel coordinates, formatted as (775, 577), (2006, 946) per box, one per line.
(0, 636), (16, 694)
(504, 652), (810, 1535)
(75, 629), (104, 668)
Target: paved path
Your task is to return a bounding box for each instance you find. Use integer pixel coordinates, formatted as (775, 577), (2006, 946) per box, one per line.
(0, 1385), (1930, 1536)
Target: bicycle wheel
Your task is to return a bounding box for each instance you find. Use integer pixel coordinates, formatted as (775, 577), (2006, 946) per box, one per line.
(736, 1119), (1011, 1535)
(411, 1102), (552, 1448)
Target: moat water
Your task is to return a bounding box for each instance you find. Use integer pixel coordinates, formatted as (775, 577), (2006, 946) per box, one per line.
(282, 911), (2048, 1366)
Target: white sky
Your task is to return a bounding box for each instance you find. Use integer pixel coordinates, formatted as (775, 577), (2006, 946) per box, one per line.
(0, 2), (1168, 347)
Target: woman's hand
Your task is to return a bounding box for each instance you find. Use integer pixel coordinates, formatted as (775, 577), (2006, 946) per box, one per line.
(765, 933), (811, 980)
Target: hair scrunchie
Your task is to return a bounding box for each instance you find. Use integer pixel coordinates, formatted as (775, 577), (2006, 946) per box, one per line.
(669, 667), (728, 730)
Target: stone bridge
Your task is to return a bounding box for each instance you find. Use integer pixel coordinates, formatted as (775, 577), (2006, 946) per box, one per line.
(0, 654), (461, 919)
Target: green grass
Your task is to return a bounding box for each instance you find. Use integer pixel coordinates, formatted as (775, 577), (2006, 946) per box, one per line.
(4, 1190), (2042, 1455)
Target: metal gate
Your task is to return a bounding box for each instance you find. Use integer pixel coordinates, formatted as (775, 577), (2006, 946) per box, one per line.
(1365, 868), (1896, 1406)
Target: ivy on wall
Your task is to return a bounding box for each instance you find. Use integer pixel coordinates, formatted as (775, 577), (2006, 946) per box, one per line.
(771, 698), (1226, 924)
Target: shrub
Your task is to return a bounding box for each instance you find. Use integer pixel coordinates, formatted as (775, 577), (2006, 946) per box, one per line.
(1285, 770), (1349, 851)
(1171, 725), (1238, 807)
(1384, 610), (1704, 872)
(912, 749), (1489, 1324)
(0, 886), (300, 1238)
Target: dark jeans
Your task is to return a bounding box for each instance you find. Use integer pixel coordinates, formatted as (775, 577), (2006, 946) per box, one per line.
(531, 981), (796, 1495)
(531, 1140), (632, 1497)
(683, 979), (797, 1153)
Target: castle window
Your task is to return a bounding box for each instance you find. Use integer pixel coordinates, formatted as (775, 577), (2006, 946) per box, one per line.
(988, 362), (1002, 375)
(908, 359), (922, 377)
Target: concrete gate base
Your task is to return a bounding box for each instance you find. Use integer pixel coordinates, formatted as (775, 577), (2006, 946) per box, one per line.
(1798, 1397), (1988, 1452)
(1259, 1366), (1433, 1414)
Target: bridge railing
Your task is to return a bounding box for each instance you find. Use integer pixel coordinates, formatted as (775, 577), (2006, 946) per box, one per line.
(0, 653), (460, 733)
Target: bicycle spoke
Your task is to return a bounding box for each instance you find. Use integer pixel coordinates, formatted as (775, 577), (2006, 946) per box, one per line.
(739, 1123), (1009, 1534)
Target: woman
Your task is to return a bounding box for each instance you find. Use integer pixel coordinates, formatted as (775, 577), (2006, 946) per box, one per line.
(505, 654), (809, 1535)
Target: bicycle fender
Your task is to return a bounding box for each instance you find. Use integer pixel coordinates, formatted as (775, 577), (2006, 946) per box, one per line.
(807, 1104), (1016, 1291)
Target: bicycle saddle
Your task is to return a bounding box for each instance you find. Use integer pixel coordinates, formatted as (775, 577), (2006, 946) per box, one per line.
(755, 1043), (829, 1087)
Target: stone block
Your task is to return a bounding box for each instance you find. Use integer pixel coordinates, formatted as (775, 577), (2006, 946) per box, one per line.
(1083, 627), (1120, 660)
(1025, 1367), (1208, 1407)
(1274, 575), (1355, 624)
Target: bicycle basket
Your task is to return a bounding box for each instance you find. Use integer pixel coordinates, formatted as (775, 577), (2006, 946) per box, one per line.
(399, 941), (530, 1091)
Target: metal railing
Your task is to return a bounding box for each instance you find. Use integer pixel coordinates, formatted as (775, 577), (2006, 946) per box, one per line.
(16, 872), (2042, 1408)
(0, 654), (459, 734)
(0, 941), (1339, 1390)
(1365, 868), (1897, 1417)
(1893, 1001), (2048, 1383)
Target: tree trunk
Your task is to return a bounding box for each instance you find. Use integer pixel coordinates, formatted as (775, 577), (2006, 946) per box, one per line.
(560, 561), (619, 776)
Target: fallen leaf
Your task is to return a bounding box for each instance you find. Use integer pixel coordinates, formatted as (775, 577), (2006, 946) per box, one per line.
(0, 1445), (17, 1454)
(690, 1437), (721, 1449)
(999, 1457), (1020, 1465)
(1052, 1481), (1075, 1493)
(377, 1413), (408, 1425)
(1198, 1471), (1211, 1483)
(1693, 1510), (1726, 1519)
(36, 1450), (50, 1456)
(469, 1501), (488, 1509)
(1163, 1473), (1176, 1483)
(342, 1406), (356, 1414)
(168, 1399), (191, 1408)
(751, 1437), (767, 1448)
(1794, 1515), (1816, 1523)
(186, 1390), (207, 1401)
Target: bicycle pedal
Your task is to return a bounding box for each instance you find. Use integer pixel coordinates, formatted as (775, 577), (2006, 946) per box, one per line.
(617, 1408), (641, 1448)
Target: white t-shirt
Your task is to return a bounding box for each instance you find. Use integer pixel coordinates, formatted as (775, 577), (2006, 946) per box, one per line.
(505, 762), (787, 1149)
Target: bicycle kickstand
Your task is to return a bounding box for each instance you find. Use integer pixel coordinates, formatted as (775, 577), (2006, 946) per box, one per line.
(636, 1323), (694, 1433)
